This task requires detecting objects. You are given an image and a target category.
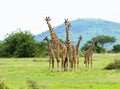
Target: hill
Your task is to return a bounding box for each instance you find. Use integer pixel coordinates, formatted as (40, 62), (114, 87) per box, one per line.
(35, 18), (120, 49)
(0, 40), (2, 43)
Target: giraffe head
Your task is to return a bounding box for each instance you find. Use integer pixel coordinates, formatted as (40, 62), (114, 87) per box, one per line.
(64, 19), (71, 30)
(64, 19), (69, 26)
(44, 17), (51, 24)
(79, 35), (82, 41)
(92, 37), (96, 43)
(43, 36), (49, 41)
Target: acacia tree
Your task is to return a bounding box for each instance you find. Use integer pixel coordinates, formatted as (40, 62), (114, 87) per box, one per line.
(96, 35), (116, 47)
(81, 35), (116, 53)
(81, 39), (105, 53)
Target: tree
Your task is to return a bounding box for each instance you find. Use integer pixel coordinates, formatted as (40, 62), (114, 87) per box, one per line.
(81, 35), (116, 53)
(3, 30), (36, 57)
(96, 35), (116, 47)
(0, 43), (8, 57)
(112, 44), (120, 53)
(35, 41), (48, 57)
(81, 38), (105, 53)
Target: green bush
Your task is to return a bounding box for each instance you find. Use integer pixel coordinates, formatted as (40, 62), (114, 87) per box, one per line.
(0, 30), (48, 58)
(112, 44), (120, 53)
(104, 59), (120, 70)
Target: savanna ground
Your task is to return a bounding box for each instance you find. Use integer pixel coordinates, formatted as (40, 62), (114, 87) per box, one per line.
(0, 53), (120, 89)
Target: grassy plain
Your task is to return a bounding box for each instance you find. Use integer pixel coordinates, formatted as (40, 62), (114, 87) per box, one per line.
(0, 53), (120, 89)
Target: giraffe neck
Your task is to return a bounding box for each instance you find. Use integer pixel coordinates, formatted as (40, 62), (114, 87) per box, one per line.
(76, 38), (81, 51)
(46, 39), (51, 49)
(88, 42), (94, 51)
(65, 26), (71, 43)
(47, 22), (58, 41)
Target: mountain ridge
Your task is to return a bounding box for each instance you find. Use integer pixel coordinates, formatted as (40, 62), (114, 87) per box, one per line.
(35, 18), (120, 48)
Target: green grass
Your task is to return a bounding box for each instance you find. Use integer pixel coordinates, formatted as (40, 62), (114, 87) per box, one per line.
(0, 53), (120, 89)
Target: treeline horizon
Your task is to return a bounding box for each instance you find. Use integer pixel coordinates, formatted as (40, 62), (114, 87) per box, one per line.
(0, 30), (120, 58)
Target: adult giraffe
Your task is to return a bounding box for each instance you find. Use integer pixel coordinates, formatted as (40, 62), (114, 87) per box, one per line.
(84, 38), (96, 68)
(44, 17), (67, 71)
(64, 19), (77, 71)
(43, 36), (55, 71)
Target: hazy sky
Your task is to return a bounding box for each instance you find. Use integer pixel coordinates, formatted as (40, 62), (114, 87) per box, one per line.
(0, 0), (120, 40)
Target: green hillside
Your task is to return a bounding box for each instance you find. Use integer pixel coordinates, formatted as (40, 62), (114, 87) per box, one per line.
(35, 18), (120, 48)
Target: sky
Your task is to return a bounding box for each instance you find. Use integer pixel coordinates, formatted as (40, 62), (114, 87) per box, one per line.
(0, 0), (120, 40)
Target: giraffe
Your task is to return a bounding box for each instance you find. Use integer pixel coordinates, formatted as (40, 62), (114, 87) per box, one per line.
(84, 38), (96, 68)
(64, 19), (77, 71)
(44, 17), (67, 71)
(76, 35), (82, 68)
(43, 36), (55, 71)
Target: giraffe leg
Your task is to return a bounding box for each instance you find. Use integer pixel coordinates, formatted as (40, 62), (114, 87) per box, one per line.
(69, 60), (71, 71)
(64, 57), (68, 71)
(70, 53), (73, 71)
(55, 50), (60, 72)
(49, 57), (51, 70)
(71, 61), (74, 71)
(60, 57), (63, 71)
(84, 57), (87, 67)
(86, 58), (88, 68)
(56, 59), (60, 72)
(63, 56), (67, 71)
(69, 58), (73, 71)
(73, 58), (76, 71)
(91, 57), (92, 68)
(62, 59), (65, 71)
(51, 57), (54, 72)
(86, 61), (88, 68)
(88, 58), (90, 68)
(84, 56), (86, 64)
(77, 57), (79, 68)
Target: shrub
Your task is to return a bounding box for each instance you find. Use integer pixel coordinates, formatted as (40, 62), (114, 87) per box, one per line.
(26, 78), (39, 89)
(112, 44), (120, 53)
(104, 59), (120, 70)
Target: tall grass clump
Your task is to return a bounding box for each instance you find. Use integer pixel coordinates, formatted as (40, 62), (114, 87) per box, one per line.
(104, 59), (120, 70)
(0, 82), (9, 89)
(26, 78), (39, 89)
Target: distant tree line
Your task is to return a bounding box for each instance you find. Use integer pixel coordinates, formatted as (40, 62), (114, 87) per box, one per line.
(0, 30), (119, 58)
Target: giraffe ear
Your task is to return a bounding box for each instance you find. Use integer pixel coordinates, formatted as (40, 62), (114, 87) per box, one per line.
(44, 17), (48, 20)
(64, 18), (68, 22)
(46, 16), (48, 19)
(64, 19), (68, 24)
(47, 17), (51, 21)
(64, 19), (67, 22)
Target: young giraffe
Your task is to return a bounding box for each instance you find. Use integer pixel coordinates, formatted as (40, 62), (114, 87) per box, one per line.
(43, 36), (55, 71)
(44, 17), (67, 71)
(64, 19), (77, 71)
(84, 38), (96, 68)
(76, 35), (82, 68)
